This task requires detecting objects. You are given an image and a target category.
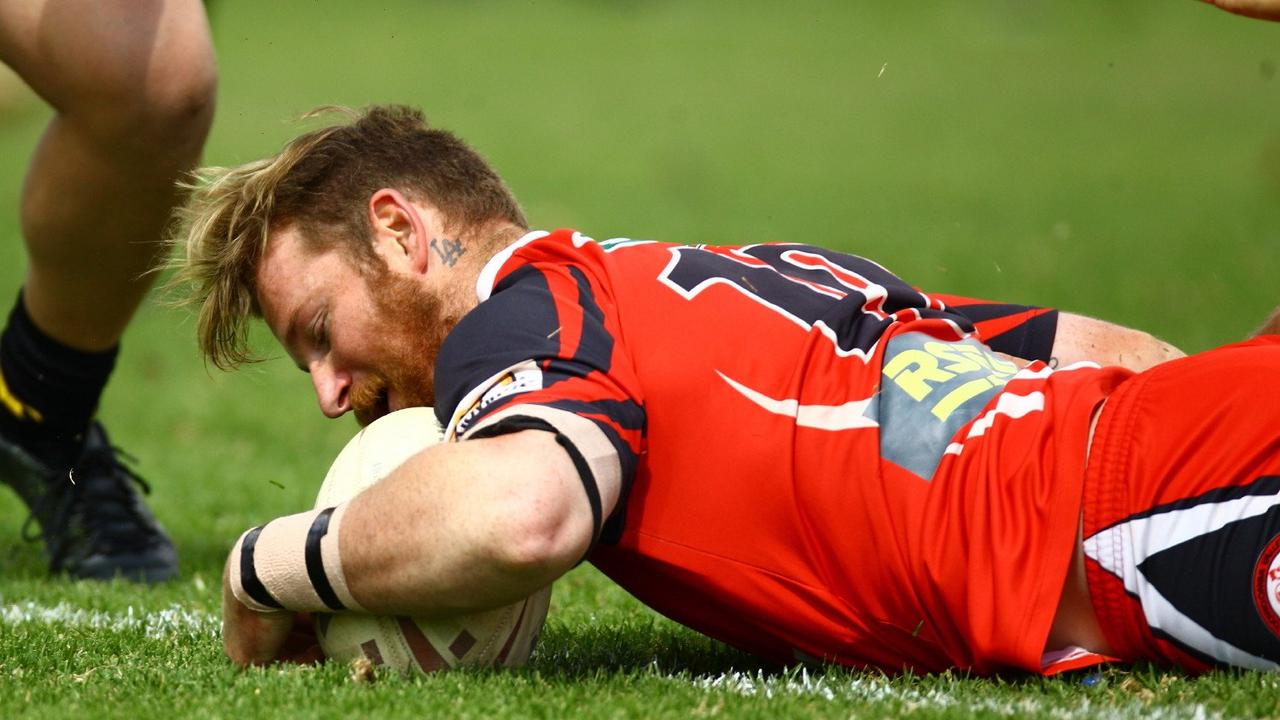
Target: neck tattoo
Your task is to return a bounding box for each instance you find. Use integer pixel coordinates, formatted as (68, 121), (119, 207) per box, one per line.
(430, 237), (466, 268)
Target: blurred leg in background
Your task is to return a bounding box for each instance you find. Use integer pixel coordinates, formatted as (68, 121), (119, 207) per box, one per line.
(0, 62), (35, 117)
(0, 0), (217, 582)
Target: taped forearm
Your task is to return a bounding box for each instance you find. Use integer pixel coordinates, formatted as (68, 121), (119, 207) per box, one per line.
(228, 504), (366, 614)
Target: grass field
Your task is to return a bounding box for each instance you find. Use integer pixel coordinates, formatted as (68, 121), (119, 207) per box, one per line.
(1, 1), (1279, 717)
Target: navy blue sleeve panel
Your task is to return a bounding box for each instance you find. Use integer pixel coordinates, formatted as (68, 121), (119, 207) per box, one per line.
(436, 265), (575, 421)
(434, 262), (644, 544)
(928, 293), (1059, 363)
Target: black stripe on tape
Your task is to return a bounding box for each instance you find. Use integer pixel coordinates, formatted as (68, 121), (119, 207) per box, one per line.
(305, 507), (347, 612)
(239, 526), (284, 610)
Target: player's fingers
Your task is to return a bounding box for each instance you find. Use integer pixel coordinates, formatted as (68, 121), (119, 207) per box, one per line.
(221, 550), (298, 667)
(226, 609), (296, 667)
(278, 625), (324, 665)
(279, 641), (325, 665)
(221, 588), (295, 667)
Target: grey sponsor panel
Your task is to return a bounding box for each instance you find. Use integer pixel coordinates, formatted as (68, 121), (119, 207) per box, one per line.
(869, 333), (1018, 481)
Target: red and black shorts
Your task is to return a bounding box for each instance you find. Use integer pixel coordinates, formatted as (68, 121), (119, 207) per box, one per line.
(1083, 335), (1280, 671)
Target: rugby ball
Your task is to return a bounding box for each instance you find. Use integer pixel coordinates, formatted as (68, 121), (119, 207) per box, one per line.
(312, 407), (552, 673)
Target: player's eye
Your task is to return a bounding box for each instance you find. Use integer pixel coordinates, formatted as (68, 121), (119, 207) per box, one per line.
(311, 311), (328, 348)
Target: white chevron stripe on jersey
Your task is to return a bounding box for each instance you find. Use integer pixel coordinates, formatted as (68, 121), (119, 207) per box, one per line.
(942, 391), (1045, 457)
(1084, 493), (1280, 670)
(716, 371), (878, 431)
(1009, 360), (1101, 382)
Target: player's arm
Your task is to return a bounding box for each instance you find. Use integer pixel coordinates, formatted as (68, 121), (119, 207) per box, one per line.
(1050, 312), (1185, 371)
(1253, 306), (1280, 337)
(1202, 0), (1280, 21)
(221, 428), (606, 667)
(340, 428), (597, 614)
(930, 292), (1184, 372)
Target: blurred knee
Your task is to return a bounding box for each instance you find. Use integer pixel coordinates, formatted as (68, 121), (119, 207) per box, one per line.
(62, 34), (217, 157)
(108, 50), (216, 156)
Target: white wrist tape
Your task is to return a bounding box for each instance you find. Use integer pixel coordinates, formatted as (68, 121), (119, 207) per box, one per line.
(228, 503), (366, 613)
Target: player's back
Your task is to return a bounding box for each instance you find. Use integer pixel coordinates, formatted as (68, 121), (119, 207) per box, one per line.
(557, 234), (987, 669)
(439, 229), (1128, 673)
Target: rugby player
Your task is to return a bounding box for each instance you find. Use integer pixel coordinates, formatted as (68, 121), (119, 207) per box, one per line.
(174, 105), (1279, 674)
(0, 0), (216, 581)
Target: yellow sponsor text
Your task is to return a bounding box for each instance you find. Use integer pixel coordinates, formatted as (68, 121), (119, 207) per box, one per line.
(882, 341), (1018, 422)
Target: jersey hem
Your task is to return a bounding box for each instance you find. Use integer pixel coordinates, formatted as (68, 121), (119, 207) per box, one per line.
(1012, 380), (1113, 675)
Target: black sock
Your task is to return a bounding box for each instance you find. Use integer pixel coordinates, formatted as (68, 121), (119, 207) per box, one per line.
(0, 291), (118, 470)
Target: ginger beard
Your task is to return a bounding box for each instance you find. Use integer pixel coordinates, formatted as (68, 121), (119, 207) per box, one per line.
(350, 267), (457, 427)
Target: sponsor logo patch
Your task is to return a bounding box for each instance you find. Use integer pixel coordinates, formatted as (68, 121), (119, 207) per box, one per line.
(450, 361), (544, 438)
(874, 332), (1021, 481)
(1252, 534), (1280, 639)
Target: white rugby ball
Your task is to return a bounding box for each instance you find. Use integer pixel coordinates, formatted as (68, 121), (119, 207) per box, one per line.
(313, 407), (551, 673)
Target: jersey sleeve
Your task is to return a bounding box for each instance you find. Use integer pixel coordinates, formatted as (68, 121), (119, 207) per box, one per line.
(434, 261), (644, 547)
(927, 292), (1058, 363)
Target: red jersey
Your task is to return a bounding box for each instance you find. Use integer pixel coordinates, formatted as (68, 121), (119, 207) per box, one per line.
(434, 229), (1129, 674)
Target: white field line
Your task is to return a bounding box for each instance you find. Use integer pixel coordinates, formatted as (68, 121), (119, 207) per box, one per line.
(0, 600), (218, 640)
(694, 669), (1224, 720)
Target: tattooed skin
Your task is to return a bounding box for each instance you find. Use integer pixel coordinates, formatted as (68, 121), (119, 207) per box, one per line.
(430, 237), (466, 268)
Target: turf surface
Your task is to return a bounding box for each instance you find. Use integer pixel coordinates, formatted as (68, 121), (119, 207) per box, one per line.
(1, 1), (1278, 717)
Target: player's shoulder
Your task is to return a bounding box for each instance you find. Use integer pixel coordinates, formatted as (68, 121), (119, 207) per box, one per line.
(478, 229), (599, 298)
(438, 264), (557, 389)
(476, 228), (679, 299)
(436, 231), (611, 423)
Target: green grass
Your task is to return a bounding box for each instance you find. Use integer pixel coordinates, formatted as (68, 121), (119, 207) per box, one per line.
(1, 0), (1279, 717)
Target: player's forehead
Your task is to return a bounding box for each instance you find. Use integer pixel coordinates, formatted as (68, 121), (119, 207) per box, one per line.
(255, 226), (344, 338)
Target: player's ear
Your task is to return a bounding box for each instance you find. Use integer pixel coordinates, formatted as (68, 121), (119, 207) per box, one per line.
(368, 188), (430, 274)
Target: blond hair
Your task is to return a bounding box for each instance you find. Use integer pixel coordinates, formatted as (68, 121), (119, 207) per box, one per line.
(168, 105), (526, 370)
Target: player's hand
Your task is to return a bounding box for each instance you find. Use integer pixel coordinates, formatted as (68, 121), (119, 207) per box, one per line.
(1202, 0), (1280, 21)
(221, 556), (300, 667)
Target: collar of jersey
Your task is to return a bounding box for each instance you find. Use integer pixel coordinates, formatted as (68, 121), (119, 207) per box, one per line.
(474, 230), (551, 302)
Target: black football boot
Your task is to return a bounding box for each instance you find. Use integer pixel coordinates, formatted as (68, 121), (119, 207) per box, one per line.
(0, 421), (178, 582)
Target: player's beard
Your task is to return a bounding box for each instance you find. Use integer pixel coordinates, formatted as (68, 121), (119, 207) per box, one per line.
(351, 269), (459, 427)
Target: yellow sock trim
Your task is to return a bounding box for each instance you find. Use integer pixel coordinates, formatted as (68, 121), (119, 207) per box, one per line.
(0, 367), (43, 423)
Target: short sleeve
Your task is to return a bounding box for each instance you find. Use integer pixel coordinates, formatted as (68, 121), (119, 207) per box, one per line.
(434, 261), (644, 545)
(927, 292), (1059, 363)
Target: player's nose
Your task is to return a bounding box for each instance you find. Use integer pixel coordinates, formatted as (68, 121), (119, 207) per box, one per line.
(310, 360), (352, 418)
